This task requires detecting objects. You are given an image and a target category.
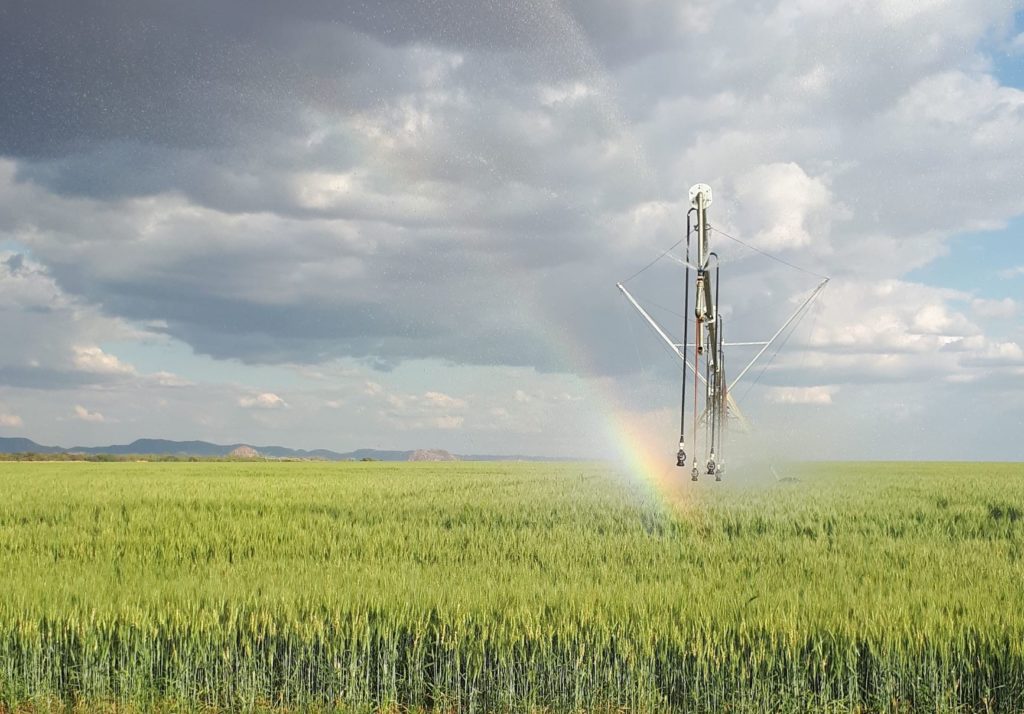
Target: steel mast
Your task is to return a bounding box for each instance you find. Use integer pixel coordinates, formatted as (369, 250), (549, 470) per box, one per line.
(688, 184), (725, 481)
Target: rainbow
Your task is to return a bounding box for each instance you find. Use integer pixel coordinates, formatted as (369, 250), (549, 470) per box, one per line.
(535, 299), (694, 508)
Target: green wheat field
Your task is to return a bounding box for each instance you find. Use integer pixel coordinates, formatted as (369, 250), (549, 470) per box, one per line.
(2, 461), (1023, 713)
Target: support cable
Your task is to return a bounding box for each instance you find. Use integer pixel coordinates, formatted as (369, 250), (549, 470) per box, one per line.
(620, 238), (685, 285)
(710, 227), (829, 280)
(737, 298), (817, 404)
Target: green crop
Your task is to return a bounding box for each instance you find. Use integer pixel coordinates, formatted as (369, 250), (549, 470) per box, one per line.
(1, 460), (1022, 712)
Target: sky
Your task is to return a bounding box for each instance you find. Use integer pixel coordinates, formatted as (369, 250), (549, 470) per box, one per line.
(0, 0), (1022, 461)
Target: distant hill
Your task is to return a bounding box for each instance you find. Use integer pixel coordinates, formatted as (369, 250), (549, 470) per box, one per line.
(0, 437), (64, 454)
(0, 437), (572, 462)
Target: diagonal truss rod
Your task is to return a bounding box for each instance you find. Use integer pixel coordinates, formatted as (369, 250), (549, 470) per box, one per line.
(727, 278), (829, 392)
(616, 282), (707, 386)
(617, 279), (828, 394)
(618, 277), (828, 425)
(619, 281), (751, 429)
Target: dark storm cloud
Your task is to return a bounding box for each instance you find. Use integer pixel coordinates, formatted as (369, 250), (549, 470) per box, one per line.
(1, 0), (1022, 387)
(0, 0), (665, 373)
(0, 2), (447, 162)
(0, 0), (594, 162)
(2, 0), (634, 227)
(1, 1), (257, 156)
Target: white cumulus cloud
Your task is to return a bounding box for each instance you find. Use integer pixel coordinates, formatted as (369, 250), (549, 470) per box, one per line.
(73, 405), (105, 423)
(423, 391), (468, 409)
(72, 345), (136, 376)
(239, 393), (288, 409)
(971, 297), (1018, 319)
(0, 413), (23, 428)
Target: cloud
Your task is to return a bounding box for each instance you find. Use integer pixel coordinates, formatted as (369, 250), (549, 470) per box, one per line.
(433, 415), (465, 430)
(732, 163), (838, 251)
(72, 346), (136, 376)
(423, 391), (468, 409)
(3, 4), (1019, 379)
(365, 382), (471, 432)
(147, 371), (194, 387)
(0, 413), (23, 428)
(1011, 32), (1024, 55)
(239, 393), (288, 409)
(971, 297), (1018, 319)
(73, 405), (105, 423)
(806, 279), (978, 354)
(0, 1), (1022, 459)
(0, 248), (145, 388)
(764, 386), (837, 405)
(998, 265), (1024, 279)
(958, 340), (1024, 366)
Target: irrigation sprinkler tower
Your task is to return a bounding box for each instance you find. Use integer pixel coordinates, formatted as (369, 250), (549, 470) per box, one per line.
(617, 183), (829, 482)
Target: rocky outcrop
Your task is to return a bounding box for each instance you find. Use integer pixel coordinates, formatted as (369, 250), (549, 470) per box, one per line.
(229, 445), (261, 458)
(408, 449), (459, 462)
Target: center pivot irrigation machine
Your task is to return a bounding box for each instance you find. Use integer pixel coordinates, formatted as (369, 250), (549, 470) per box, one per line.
(617, 184), (829, 481)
